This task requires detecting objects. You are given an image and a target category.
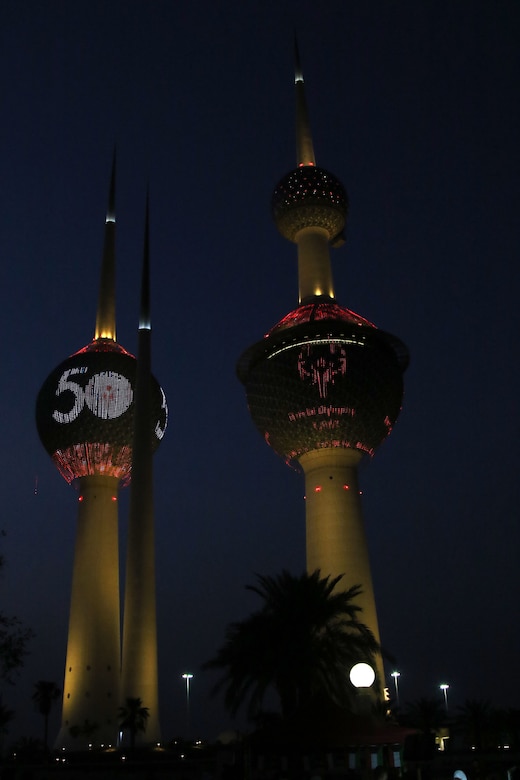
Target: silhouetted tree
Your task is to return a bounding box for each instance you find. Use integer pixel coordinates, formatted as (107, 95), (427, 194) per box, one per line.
(453, 699), (494, 750)
(0, 534), (33, 684)
(9, 736), (46, 762)
(0, 702), (14, 757)
(32, 680), (61, 750)
(401, 697), (447, 734)
(204, 570), (380, 721)
(118, 697), (149, 749)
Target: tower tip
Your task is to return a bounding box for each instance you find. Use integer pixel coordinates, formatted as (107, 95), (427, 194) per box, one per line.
(139, 190), (151, 331)
(106, 148), (116, 224)
(294, 40), (316, 167)
(294, 33), (303, 84)
(94, 155), (117, 341)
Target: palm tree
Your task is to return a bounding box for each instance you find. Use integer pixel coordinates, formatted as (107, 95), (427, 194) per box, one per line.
(454, 699), (493, 751)
(401, 697), (447, 735)
(203, 569), (380, 722)
(118, 697), (149, 750)
(32, 680), (61, 750)
(0, 702), (14, 758)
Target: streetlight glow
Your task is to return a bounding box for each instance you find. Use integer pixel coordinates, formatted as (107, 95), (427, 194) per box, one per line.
(440, 683), (450, 711)
(391, 670), (401, 707)
(182, 673), (194, 739)
(349, 662), (375, 688)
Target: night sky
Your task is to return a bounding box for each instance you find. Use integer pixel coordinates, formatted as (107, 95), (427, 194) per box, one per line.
(1, 0), (519, 744)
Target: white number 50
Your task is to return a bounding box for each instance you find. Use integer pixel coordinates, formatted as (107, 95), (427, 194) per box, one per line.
(52, 367), (133, 424)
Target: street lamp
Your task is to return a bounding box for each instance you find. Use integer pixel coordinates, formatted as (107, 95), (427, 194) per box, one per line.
(440, 683), (449, 711)
(391, 670), (401, 707)
(350, 663), (375, 716)
(182, 673), (193, 739)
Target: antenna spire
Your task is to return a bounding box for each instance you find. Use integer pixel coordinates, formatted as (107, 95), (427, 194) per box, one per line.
(140, 190), (151, 331)
(94, 149), (117, 341)
(294, 36), (316, 167)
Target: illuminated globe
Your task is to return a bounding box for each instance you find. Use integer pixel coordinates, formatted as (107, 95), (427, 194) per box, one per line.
(36, 338), (168, 485)
(237, 301), (408, 463)
(272, 165), (348, 244)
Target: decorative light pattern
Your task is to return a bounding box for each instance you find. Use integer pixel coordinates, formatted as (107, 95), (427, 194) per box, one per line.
(272, 165), (348, 242)
(52, 443), (133, 485)
(37, 338), (168, 483)
(85, 371), (133, 419)
(268, 301), (375, 335)
(52, 369), (133, 423)
(297, 343), (347, 399)
(238, 306), (406, 464)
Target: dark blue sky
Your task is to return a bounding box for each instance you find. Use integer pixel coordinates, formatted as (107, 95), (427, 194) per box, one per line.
(1, 0), (519, 743)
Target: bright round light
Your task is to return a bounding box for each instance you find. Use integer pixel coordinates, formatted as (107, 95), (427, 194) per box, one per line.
(349, 662), (376, 688)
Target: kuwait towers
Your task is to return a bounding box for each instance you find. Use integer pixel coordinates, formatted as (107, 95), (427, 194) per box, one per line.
(36, 160), (167, 747)
(237, 48), (408, 695)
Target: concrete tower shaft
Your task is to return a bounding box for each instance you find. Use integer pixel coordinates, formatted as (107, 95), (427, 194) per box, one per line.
(300, 448), (384, 685)
(273, 166), (347, 303)
(57, 476), (121, 745)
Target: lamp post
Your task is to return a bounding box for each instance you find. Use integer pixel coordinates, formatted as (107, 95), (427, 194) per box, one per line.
(391, 670), (401, 707)
(182, 673), (193, 740)
(350, 663), (375, 717)
(440, 683), (449, 711)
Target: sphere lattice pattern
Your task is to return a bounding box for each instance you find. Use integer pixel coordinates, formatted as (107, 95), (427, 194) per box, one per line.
(272, 166), (348, 243)
(238, 303), (407, 462)
(36, 339), (168, 485)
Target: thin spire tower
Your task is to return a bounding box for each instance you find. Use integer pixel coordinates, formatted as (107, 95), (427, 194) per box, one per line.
(121, 195), (164, 743)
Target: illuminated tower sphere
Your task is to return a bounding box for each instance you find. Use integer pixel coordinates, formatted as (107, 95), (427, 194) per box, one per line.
(237, 48), (408, 695)
(36, 161), (167, 748)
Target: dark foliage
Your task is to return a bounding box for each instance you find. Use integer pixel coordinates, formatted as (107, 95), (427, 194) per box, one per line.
(204, 569), (380, 721)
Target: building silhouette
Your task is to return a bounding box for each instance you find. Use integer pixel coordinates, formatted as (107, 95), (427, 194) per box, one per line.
(237, 47), (408, 695)
(35, 161), (167, 748)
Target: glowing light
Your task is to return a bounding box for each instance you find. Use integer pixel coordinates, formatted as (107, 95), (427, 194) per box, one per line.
(350, 662), (375, 688)
(343, 484), (349, 490)
(314, 485), (322, 492)
(111, 496), (117, 502)
(268, 336), (364, 362)
(78, 496), (84, 502)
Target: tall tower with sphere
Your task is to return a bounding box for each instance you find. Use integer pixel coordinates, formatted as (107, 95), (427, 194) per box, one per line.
(237, 48), (408, 694)
(36, 161), (167, 748)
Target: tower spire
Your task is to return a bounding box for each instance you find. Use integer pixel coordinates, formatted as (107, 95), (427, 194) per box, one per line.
(139, 190), (151, 331)
(121, 191), (162, 744)
(94, 149), (117, 341)
(294, 36), (316, 167)
(272, 42), (346, 302)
